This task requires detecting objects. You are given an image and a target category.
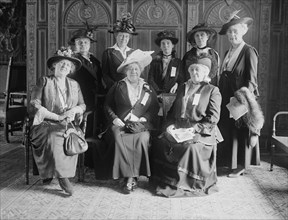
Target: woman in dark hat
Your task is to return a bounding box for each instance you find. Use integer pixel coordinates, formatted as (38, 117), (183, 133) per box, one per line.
(28, 47), (85, 196)
(217, 11), (260, 177)
(101, 12), (138, 90)
(68, 26), (103, 112)
(151, 56), (222, 197)
(148, 30), (183, 95)
(68, 26), (103, 168)
(182, 23), (220, 86)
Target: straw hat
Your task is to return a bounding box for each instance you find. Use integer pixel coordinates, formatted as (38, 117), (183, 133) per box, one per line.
(219, 10), (253, 35)
(154, 30), (178, 46)
(47, 47), (82, 71)
(117, 49), (154, 73)
(108, 12), (138, 35)
(187, 23), (217, 44)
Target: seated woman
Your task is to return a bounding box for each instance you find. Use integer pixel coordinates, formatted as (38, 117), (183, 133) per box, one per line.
(151, 56), (222, 197)
(28, 47), (86, 196)
(103, 49), (159, 194)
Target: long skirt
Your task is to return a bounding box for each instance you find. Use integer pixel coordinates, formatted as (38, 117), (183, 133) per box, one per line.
(104, 125), (151, 179)
(151, 134), (218, 197)
(30, 121), (78, 179)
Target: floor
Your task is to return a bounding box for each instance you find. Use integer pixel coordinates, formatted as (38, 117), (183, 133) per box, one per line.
(0, 127), (288, 220)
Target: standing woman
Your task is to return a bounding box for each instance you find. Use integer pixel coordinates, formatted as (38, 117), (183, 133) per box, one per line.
(148, 30), (183, 95)
(103, 50), (159, 194)
(102, 12), (137, 91)
(182, 23), (220, 86)
(29, 47), (85, 196)
(217, 11), (261, 177)
(68, 27), (103, 168)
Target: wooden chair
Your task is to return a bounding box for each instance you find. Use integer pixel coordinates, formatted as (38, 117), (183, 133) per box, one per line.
(270, 111), (288, 171)
(3, 57), (27, 143)
(24, 111), (91, 185)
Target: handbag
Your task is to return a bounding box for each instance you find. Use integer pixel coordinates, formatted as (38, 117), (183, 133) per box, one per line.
(63, 121), (88, 156)
(124, 121), (147, 133)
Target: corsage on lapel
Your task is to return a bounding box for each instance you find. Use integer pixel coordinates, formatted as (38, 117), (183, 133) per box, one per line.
(141, 83), (151, 105)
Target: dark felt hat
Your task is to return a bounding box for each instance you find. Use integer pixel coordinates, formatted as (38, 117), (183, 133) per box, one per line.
(154, 30), (178, 46)
(187, 23), (217, 44)
(108, 12), (138, 35)
(69, 29), (97, 44)
(47, 47), (82, 71)
(219, 10), (253, 35)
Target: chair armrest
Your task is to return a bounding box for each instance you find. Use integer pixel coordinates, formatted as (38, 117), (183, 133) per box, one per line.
(81, 110), (94, 134)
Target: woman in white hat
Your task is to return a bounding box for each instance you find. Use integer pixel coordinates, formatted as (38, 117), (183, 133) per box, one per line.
(102, 49), (159, 194)
(29, 47), (85, 196)
(217, 11), (260, 177)
(182, 23), (220, 86)
(151, 56), (222, 198)
(102, 12), (138, 90)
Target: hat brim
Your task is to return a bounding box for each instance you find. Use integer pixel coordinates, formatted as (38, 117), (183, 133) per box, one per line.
(187, 28), (217, 43)
(117, 50), (153, 73)
(155, 37), (179, 46)
(219, 17), (253, 35)
(47, 56), (82, 71)
(108, 30), (138, 35)
(69, 36), (97, 44)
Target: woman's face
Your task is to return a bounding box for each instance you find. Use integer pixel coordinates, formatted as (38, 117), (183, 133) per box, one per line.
(226, 23), (245, 46)
(188, 64), (207, 83)
(74, 37), (91, 54)
(116, 32), (130, 48)
(194, 31), (209, 48)
(126, 62), (141, 84)
(54, 59), (73, 77)
(160, 39), (174, 55)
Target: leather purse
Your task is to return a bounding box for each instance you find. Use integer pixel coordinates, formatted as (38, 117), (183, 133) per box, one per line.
(63, 121), (88, 156)
(124, 121), (147, 133)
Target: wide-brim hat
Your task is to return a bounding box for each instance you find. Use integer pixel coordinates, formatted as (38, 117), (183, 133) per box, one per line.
(219, 17), (253, 35)
(69, 29), (97, 44)
(108, 12), (138, 35)
(47, 47), (82, 71)
(187, 23), (217, 44)
(117, 49), (154, 73)
(155, 30), (178, 46)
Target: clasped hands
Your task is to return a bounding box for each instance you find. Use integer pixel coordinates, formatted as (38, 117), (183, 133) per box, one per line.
(58, 108), (82, 123)
(113, 113), (147, 127)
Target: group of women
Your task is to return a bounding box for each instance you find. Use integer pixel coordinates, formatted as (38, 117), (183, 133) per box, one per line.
(28, 11), (263, 197)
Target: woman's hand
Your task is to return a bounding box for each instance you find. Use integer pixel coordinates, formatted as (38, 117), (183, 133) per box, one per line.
(139, 117), (147, 122)
(63, 109), (77, 122)
(166, 124), (176, 133)
(249, 134), (258, 148)
(170, 83), (178, 94)
(113, 118), (125, 127)
(58, 114), (68, 121)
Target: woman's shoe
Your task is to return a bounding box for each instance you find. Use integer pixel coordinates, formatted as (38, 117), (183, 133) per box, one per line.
(132, 177), (138, 190)
(58, 178), (74, 196)
(122, 177), (133, 194)
(42, 178), (53, 185)
(228, 168), (245, 178)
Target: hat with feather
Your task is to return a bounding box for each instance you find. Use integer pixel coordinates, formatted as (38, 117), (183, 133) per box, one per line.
(69, 21), (97, 44)
(219, 10), (253, 35)
(108, 12), (138, 35)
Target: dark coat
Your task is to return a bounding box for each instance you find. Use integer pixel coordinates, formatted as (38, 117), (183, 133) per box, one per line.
(68, 53), (102, 111)
(182, 47), (219, 86)
(102, 48), (135, 90)
(167, 82), (222, 145)
(148, 52), (183, 94)
(217, 43), (259, 169)
(104, 80), (159, 130)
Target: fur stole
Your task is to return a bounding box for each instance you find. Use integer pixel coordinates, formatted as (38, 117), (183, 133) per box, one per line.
(234, 87), (264, 135)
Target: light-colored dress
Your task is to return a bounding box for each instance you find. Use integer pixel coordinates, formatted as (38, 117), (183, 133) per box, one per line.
(29, 76), (86, 179)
